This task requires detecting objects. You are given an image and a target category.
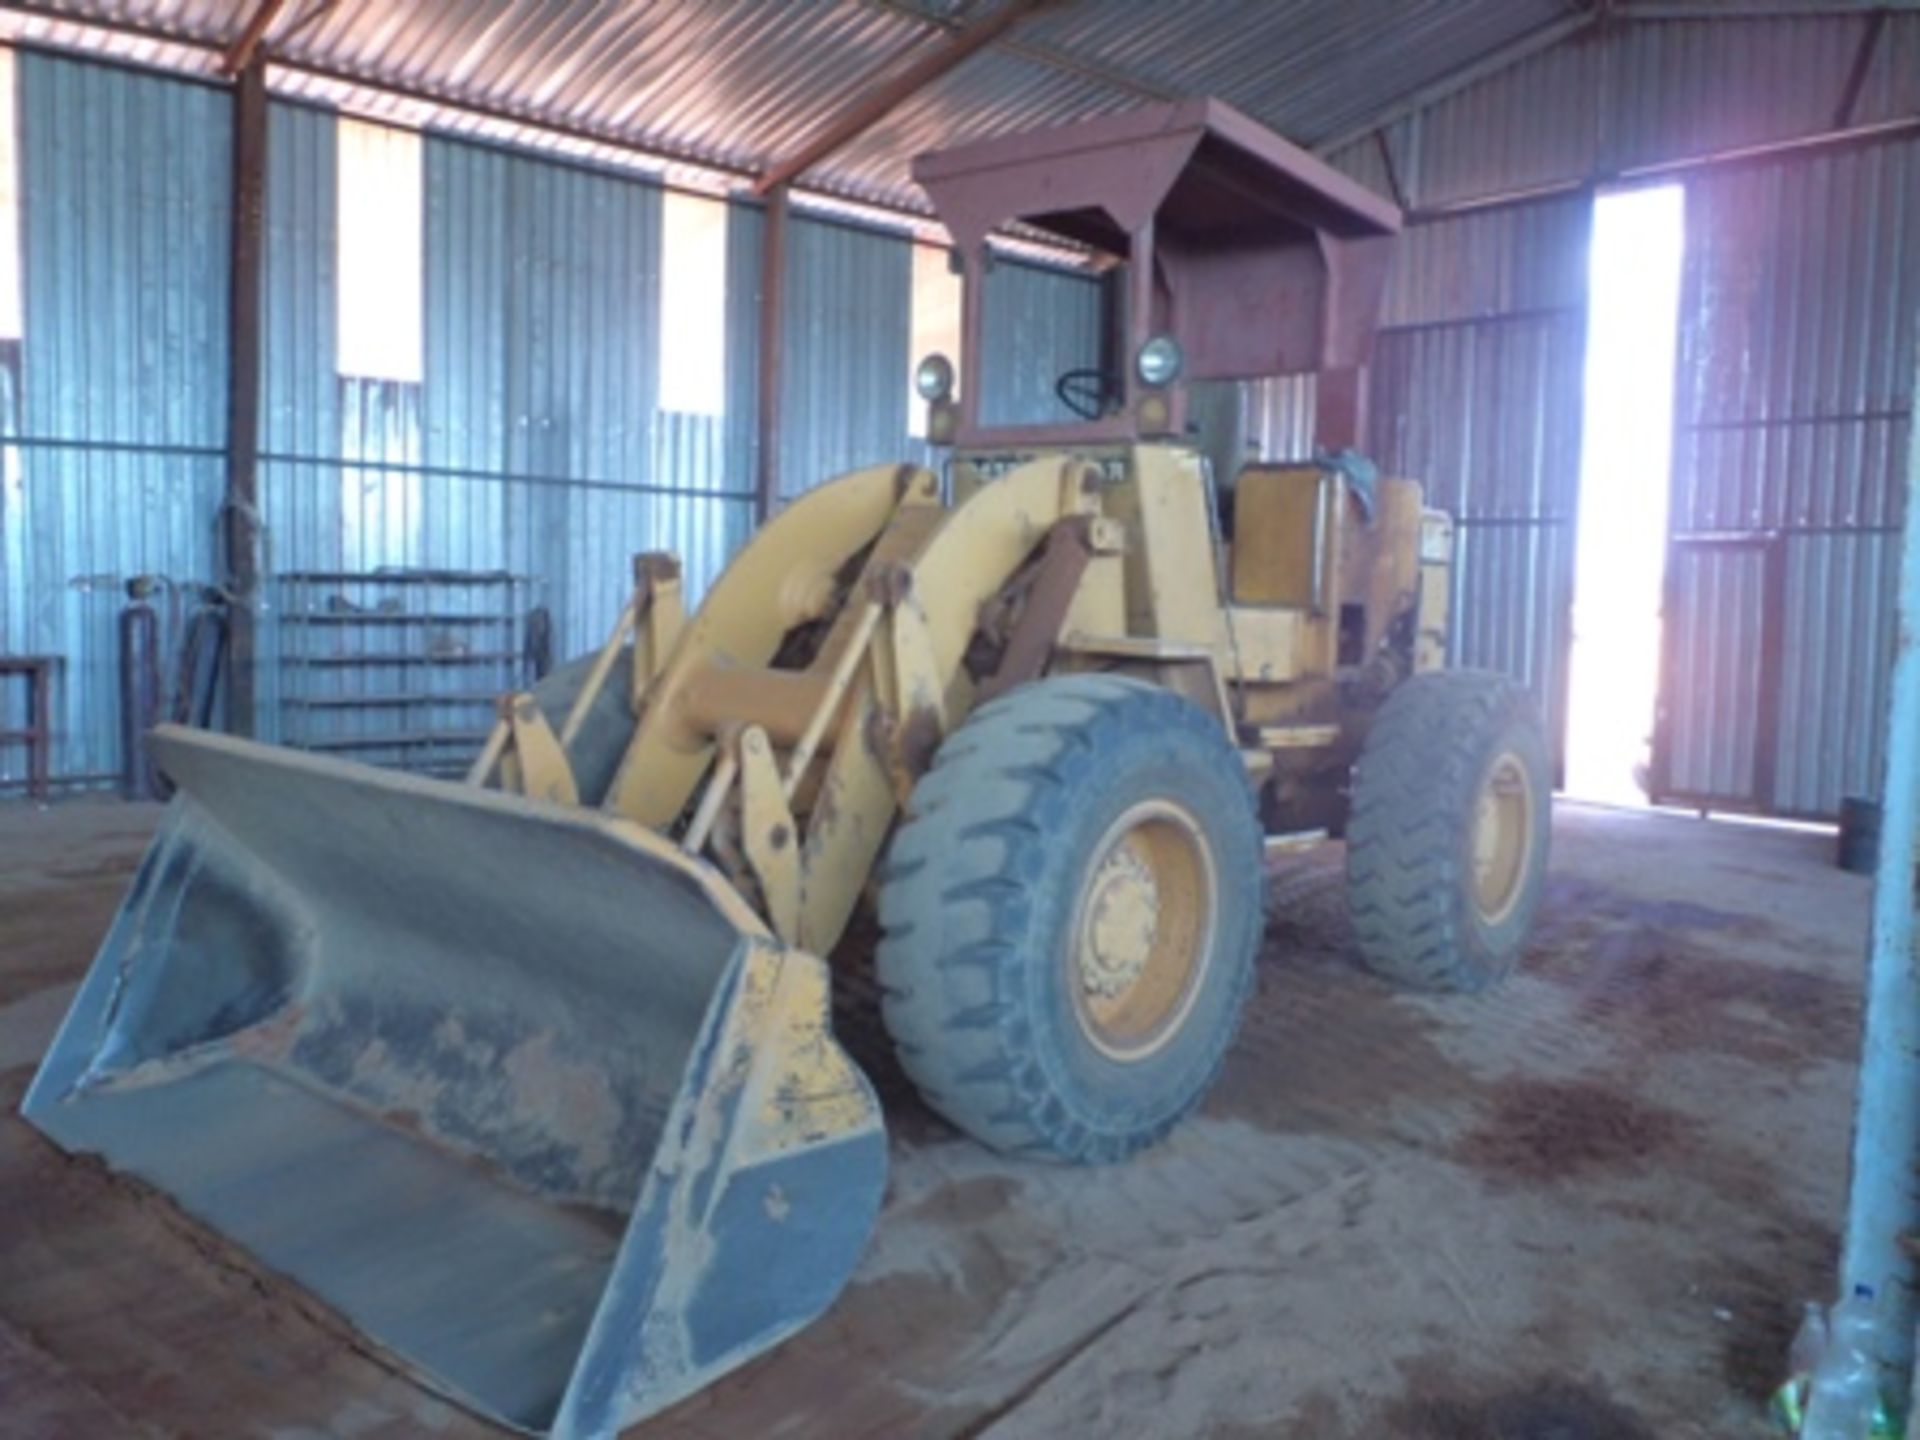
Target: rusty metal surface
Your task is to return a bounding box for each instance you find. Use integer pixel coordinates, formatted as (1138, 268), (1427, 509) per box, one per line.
(17, 0), (1572, 210)
(11, 4), (1920, 222)
(914, 95), (1402, 245)
(914, 98), (1399, 450)
(21, 728), (885, 1437)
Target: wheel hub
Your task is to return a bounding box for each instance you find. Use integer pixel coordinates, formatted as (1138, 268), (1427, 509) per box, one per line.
(1079, 844), (1159, 999)
(1471, 750), (1534, 925)
(1067, 800), (1218, 1061)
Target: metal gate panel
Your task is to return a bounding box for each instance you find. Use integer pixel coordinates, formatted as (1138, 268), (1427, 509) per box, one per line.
(1655, 139), (1919, 817)
(1774, 530), (1900, 815)
(1653, 537), (1778, 808)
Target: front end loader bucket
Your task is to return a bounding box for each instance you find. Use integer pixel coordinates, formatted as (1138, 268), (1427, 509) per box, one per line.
(21, 726), (887, 1439)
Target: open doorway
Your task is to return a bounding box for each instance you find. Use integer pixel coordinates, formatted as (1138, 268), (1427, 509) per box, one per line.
(1565, 184), (1686, 805)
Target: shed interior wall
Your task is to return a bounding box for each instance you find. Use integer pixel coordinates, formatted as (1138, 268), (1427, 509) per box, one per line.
(0, 16), (1914, 801)
(0, 46), (1107, 784)
(1325, 15), (1920, 820)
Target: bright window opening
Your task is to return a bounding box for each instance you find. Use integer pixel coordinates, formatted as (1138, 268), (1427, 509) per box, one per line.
(336, 118), (423, 382)
(908, 243), (961, 439)
(658, 190), (728, 416)
(1566, 184), (1686, 806)
(0, 48), (21, 342)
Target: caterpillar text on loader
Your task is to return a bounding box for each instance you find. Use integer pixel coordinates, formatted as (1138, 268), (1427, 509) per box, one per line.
(23, 98), (1550, 1438)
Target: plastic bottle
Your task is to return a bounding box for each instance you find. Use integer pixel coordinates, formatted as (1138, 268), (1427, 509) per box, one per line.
(1791, 1300), (1830, 1377)
(1800, 1287), (1881, 1440)
(1772, 1302), (1831, 1431)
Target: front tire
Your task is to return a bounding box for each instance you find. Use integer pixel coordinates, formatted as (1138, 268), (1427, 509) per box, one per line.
(1345, 670), (1551, 992)
(876, 675), (1263, 1163)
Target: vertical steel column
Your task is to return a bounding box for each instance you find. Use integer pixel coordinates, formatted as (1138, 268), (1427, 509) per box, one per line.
(958, 243), (987, 436)
(1839, 326), (1920, 1386)
(223, 59), (267, 735)
(754, 185), (788, 525)
(1315, 367), (1368, 454)
(1123, 215), (1155, 415)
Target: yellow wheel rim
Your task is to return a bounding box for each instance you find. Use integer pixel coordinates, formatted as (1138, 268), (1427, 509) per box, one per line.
(1067, 799), (1217, 1061)
(1471, 750), (1535, 925)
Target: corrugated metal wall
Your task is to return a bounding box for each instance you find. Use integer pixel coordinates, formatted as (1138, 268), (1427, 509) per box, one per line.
(1658, 139), (1920, 817)
(1326, 14), (1920, 816)
(5, 22), (1913, 795)
(260, 101), (337, 577)
(257, 111), (761, 760)
(1368, 195), (1592, 768)
(1330, 12), (1920, 213)
(1660, 539), (1772, 805)
(722, 199), (766, 514)
(776, 214), (911, 499)
(266, 120), (737, 631)
(978, 255), (1104, 429)
(1247, 373), (1318, 462)
(7, 52), (230, 785)
(728, 205), (1102, 499)
(0, 49), (1106, 785)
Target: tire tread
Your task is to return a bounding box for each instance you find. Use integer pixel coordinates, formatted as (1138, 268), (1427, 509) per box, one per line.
(1344, 669), (1548, 992)
(877, 675), (1260, 1163)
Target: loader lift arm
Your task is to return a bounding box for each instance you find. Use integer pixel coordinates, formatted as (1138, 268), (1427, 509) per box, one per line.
(480, 455), (1117, 955)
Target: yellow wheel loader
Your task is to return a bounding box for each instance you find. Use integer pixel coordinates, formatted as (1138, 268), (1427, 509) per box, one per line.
(23, 99), (1551, 1438)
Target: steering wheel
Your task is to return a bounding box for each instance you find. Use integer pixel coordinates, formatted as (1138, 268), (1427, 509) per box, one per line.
(1055, 367), (1120, 421)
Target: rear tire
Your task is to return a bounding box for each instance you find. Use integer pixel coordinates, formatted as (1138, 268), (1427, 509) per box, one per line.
(1345, 670), (1550, 992)
(876, 675), (1263, 1163)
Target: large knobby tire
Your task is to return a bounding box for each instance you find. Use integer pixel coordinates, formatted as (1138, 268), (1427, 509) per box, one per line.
(876, 675), (1264, 1163)
(1346, 670), (1551, 992)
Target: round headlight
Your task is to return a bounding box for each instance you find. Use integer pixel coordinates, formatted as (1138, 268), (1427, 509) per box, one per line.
(915, 353), (955, 403)
(1135, 335), (1184, 388)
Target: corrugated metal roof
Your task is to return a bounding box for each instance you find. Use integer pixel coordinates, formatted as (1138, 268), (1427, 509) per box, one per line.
(1605, 16), (1884, 171)
(12, 0), (1577, 210)
(1014, 0), (1570, 145)
(1365, 8), (1920, 210)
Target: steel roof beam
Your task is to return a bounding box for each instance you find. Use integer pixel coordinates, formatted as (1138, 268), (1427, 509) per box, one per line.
(1313, 0), (1918, 159)
(751, 0), (1058, 198)
(218, 0), (291, 76)
(1312, 11), (1599, 157)
(864, 0), (1178, 103)
(1619, 1), (1916, 16)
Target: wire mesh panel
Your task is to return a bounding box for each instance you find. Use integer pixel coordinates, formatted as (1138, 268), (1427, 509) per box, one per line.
(270, 569), (537, 776)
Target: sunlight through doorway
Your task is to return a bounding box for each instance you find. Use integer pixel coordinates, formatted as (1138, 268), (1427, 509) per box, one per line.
(1566, 184), (1686, 805)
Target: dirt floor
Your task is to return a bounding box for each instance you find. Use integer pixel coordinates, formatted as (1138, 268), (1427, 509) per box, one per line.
(0, 797), (1868, 1439)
